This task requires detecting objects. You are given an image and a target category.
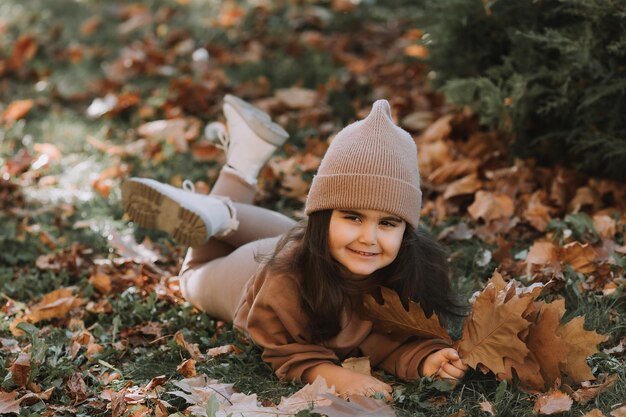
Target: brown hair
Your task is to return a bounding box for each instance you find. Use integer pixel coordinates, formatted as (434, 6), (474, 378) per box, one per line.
(264, 210), (464, 343)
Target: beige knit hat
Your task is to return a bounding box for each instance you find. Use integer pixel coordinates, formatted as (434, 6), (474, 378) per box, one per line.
(305, 99), (421, 228)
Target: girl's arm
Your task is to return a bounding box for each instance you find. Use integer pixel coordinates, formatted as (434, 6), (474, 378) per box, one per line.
(302, 363), (392, 399)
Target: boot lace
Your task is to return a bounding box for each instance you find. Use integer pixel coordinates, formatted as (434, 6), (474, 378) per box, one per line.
(204, 121), (230, 157)
(182, 179), (196, 193)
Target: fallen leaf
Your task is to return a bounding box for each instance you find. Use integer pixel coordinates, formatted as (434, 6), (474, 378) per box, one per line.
(611, 404), (626, 417)
(468, 191), (515, 221)
(571, 374), (618, 404)
(341, 357), (371, 376)
(556, 317), (608, 382)
(67, 373), (88, 403)
(0, 391), (21, 415)
(417, 114), (453, 144)
(362, 286), (452, 342)
(277, 376), (335, 413)
(89, 273), (112, 294)
(206, 344), (239, 357)
(80, 15), (101, 35)
(479, 400), (495, 416)
(177, 359), (197, 378)
(275, 87), (318, 109)
(526, 302), (569, 387)
(533, 390), (573, 415)
(27, 287), (84, 323)
(174, 331), (205, 361)
(457, 272), (532, 375)
(560, 242), (597, 274)
(443, 174), (483, 200)
(583, 409), (606, 417)
(593, 214), (617, 239)
(523, 191), (553, 232)
(10, 352), (30, 387)
(312, 393), (396, 417)
(2, 99), (34, 124)
(429, 159), (478, 185)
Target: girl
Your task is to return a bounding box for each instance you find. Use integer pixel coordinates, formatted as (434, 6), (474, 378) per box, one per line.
(122, 96), (467, 398)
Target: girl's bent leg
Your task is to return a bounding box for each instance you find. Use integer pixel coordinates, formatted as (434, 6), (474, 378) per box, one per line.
(179, 237), (280, 321)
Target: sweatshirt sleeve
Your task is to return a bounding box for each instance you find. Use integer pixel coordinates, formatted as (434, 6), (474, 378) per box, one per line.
(359, 332), (451, 381)
(241, 270), (339, 382)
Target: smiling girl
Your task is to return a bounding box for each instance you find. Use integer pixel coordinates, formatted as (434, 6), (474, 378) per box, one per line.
(122, 97), (467, 398)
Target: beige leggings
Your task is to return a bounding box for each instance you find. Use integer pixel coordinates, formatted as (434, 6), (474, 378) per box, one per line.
(178, 168), (297, 321)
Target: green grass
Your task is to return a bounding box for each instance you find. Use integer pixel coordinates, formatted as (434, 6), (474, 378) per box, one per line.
(0, 1), (624, 416)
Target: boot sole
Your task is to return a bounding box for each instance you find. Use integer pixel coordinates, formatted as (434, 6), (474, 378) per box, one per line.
(121, 180), (207, 247)
(224, 94), (289, 146)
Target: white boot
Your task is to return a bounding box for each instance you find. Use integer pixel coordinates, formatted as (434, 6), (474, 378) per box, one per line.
(121, 178), (239, 247)
(204, 95), (289, 185)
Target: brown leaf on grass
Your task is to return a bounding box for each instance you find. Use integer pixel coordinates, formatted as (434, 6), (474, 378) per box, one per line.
(177, 358), (197, 377)
(275, 87), (318, 109)
(206, 344), (241, 357)
(583, 409), (607, 417)
(10, 352), (30, 387)
(468, 191), (515, 221)
(526, 302), (569, 387)
(418, 140), (454, 176)
(447, 410), (466, 417)
(341, 357), (371, 376)
(569, 186), (599, 213)
(560, 242), (597, 274)
(80, 15), (101, 35)
(68, 373), (88, 403)
(498, 354), (544, 392)
(523, 191), (553, 232)
(428, 159), (478, 185)
(556, 317), (608, 382)
(479, 400), (495, 416)
(8, 35), (38, 70)
(137, 118), (201, 152)
(110, 388), (127, 417)
(611, 404), (626, 417)
(362, 287), (452, 342)
(443, 174), (483, 200)
(593, 214), (617, 239)
(533, 390), (573, 415)
(2, 99), (34, 124)
(457, 272), (532, 375)
(417, 114), (453, 144)
(89, 273), (112, 294)
(0, 391), (21, 415)
(570, 373), (618, 404)
(174, 331), (205, 361)
(27, 288), (85, 323)
(311, 393), (396, 417)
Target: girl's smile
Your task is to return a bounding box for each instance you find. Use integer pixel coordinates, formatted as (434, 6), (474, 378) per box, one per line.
(328, 209), (406, 278)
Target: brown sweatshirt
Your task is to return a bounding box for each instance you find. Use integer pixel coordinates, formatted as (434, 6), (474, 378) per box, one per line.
(232, 252), (451, 382)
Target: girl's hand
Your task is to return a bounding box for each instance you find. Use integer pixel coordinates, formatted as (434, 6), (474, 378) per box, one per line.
(420, 348), (468, 381)
(303, 363), (392, 400)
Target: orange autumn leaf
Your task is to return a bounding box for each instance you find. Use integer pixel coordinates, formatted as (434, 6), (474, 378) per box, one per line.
(27, 287), (85, 323)
(556, 316), (608, 382)
(523, 191), (553, 232)
(457, 272), (532, 375)
(177, 358), (197, 377)
(10, 352), (30, 387)
(468, 191), (515, 221)
(362, 286), (452, 343)
(526, 241), (559, 266)
(428, 159), (478, 185)
(560, 242), (597, 274)
(2, 99), (34, 124)
(443, 174), (483, 200)
(498, 353), (544, 392)
(533, 390), (573, 415)
(0, 391), (21, 415)
(583, 409), (606, 417)
(525, 302), (569, 387)
(571, 374), (618, 405)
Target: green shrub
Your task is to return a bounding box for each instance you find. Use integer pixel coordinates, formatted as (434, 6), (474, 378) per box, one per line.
(416, 0), (626, 179)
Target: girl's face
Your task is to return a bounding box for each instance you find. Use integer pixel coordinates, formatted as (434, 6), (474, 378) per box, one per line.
(328, 209), (406, 278)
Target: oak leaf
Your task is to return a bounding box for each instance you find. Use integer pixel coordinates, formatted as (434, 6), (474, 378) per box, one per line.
(533, 390), (573, 415)
(497, 354), (544, 392)
(556, 316), (608, 382)
(27, 287), (84, 323)
(468, 191), (515, 221)
(362, 287), (452, 343)
(457, 273), (532, 375)
(526, 302), (569, 387)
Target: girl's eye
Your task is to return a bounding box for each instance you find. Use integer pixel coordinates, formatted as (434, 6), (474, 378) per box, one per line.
(380, 221), (397, 227)
(344, 215), (361, 222)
